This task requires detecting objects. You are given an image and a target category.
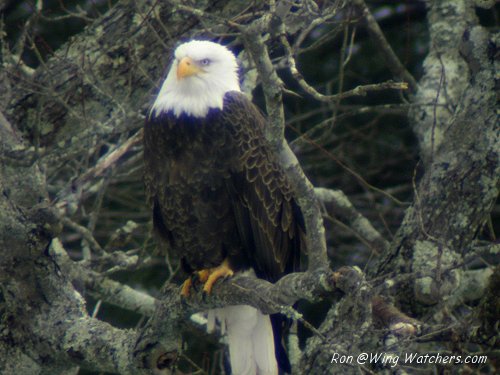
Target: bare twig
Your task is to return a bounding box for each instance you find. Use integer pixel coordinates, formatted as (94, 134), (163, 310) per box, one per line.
(352, 0), (418, 92)
(55, 129), (143, 215)
(61, 216), (104, 255)
(281, 34), (408, 102)
(51, 239), (156, 316)
(316, 187), (390, 255)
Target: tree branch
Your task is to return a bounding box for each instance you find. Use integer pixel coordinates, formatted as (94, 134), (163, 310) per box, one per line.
(316, 187), (390, 255)
(407, 0), (476, 165)
(376, 24), (499, 308)
(352, 0), (417, 92)
(241, 15), (329, 272)
(280, 33), (409, 102)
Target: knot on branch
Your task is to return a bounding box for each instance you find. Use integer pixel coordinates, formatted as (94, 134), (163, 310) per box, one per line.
(332, 266), (364, 294)
(133, 341), (178, 373)
(29, 204), (63, 240)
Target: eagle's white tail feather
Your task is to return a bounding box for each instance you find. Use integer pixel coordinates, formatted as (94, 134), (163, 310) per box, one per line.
(251, 309), (278, 375)
(208, 305), (278, 375)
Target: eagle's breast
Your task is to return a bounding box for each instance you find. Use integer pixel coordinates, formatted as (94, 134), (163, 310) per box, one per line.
(144, 107), (248, 272)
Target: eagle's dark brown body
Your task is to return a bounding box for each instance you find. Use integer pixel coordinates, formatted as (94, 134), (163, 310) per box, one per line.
(144, 91), (303, 282)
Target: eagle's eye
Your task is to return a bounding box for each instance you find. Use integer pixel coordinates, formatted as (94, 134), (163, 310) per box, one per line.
(199, 58), (211, 66)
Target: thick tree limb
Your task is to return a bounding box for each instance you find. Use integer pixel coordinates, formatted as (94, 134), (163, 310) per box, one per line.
(377, 20), (499, 309)
(408, 0), (476, 165)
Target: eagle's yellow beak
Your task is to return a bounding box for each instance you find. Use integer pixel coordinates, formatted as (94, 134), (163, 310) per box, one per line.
(177, 57), (201, 80)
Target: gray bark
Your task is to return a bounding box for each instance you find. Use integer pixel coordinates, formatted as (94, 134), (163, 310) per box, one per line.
(376, 5), (499, 307)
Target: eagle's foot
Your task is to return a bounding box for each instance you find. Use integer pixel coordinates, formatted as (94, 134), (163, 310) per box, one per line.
(181, 269), (210, 297)
(181, 278), (194, 298)
(202, 259), (234, 295)
(180, 260), (233, 297)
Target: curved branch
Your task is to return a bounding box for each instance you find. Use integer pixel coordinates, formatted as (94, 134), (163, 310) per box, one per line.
(281, 34), (409, 102)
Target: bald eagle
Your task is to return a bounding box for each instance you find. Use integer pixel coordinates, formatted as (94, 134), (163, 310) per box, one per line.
(144, 40), (305, 375)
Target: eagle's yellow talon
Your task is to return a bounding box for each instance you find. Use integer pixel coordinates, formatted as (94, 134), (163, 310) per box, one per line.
(202, 259), (234, 295)
(181, 278), (193, 297)
(197, 269), (210, 283)
(181, 259), (234, 296)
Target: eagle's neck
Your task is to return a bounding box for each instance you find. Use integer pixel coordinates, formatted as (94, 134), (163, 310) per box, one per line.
(151, 69), (240, 119)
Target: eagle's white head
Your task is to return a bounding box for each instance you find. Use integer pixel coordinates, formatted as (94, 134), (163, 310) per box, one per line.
(151, 40), (241, 118)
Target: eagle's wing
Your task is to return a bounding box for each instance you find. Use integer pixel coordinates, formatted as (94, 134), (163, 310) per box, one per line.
(221, 91), (304, 282)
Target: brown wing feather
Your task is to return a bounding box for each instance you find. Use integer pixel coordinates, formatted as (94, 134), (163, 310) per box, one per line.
(221, 92), (304, 282)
